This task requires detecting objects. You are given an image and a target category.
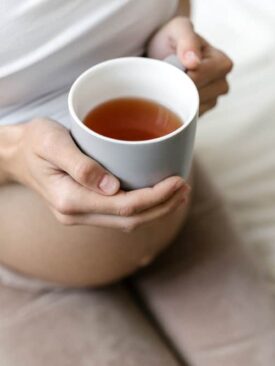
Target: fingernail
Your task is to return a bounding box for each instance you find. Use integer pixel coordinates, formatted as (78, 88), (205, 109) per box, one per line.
(180, 182), (191, 193)
(175, 180), (184, 190)
(184, 51), (201, 64)
(99, 174), (118, 194)
(181, 186), (191, 199)
(185, 184), (192, 193)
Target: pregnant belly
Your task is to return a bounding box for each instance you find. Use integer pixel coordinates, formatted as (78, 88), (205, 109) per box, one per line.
(0, 183), (187, 287)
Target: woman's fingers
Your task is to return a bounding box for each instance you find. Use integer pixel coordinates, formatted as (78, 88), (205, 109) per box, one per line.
(35, 119), (120, 195)
(183, 39), (232, 115)
(22, 119), (191, 232)
(116, 176), (188, 216)
(199, 99), (218, 116)
(171, 18), (202, 69)
(188, 48), (233, 88)
(199, 78), (229, 103)
(53, 186), (188, 231)
(30, 119), (189, 219)
(197, 78), (229, 115)
(48, 174), (188, 216)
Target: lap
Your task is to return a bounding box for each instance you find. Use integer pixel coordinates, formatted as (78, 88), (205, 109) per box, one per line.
(132, 161), (275, 365)
(0, 281), (181, 366)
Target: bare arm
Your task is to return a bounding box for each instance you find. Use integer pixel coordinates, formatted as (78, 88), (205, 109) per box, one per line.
(177, 0), (191, 17)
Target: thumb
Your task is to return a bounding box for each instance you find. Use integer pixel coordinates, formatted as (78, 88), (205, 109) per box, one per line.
(173, 19), (202, 70)
(45, 130), (120, 195)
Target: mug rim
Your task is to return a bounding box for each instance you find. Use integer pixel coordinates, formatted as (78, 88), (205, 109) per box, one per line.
(68, 57), (199, 145)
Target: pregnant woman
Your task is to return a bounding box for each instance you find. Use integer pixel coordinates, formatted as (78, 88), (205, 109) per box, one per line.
(0, 1), (274, 365)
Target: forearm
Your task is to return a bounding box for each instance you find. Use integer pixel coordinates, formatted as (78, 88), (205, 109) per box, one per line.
(0, 124), (22, 185)
(176, 0), (191, 17)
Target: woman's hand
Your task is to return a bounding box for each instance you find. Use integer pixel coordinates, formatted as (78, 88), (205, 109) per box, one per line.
(147, 16), (233, 115)
(5, 119), (189, 231)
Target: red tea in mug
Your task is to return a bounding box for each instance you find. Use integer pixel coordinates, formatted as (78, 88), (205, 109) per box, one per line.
(83, 97), (183, 141)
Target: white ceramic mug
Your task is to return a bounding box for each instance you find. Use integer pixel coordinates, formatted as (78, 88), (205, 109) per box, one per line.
(68, 56), (199, 190)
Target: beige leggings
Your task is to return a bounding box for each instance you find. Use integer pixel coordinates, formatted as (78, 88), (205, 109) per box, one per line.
(0, 162), (274, 365)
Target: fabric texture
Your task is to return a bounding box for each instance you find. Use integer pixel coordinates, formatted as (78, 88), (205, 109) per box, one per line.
(193, 0), (275, 290)
(134, 161), (275, 366)
(0, 283), (182, 366)
(0, 0), (178, 127)
(0, 263), (62, 292)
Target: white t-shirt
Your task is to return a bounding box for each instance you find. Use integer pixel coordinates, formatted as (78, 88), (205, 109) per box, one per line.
(0, 0), (178, 127)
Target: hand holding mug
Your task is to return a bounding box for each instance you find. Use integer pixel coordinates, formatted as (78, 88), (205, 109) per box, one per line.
(147, 16), (233, 115)
(5, 119), (189, 231)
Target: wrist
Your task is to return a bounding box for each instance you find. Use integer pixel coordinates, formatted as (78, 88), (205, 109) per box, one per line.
(0, 123), (25, 184)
